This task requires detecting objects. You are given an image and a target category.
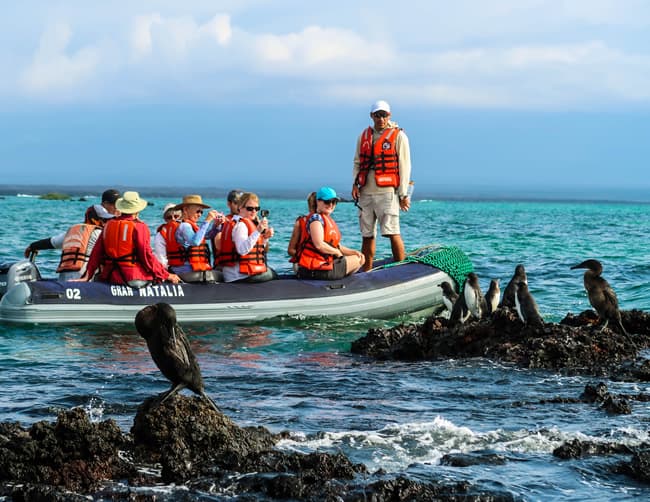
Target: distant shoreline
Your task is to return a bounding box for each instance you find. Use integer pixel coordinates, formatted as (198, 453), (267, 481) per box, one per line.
(1, 184), (648, 204)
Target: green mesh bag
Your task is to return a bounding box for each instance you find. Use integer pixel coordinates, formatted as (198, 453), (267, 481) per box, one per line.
(381, 244), (473, 290)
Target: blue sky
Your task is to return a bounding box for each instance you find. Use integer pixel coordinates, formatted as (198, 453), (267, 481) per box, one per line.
(1, 1), (650, 199)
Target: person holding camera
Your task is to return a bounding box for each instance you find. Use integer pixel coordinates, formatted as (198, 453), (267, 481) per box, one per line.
(296, 187), (365, 280)
(218, 192), (278, 283)
(352, 100), (412, 271)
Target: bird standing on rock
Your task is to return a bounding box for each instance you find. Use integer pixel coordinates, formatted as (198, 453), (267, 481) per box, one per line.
(464, 272), (488, 320)
(501, 264), (527, 308)
(438, 281), (459, 313)
(514, 281), (544, 327)
(485, 279), (501, 314)
(570, 259), (629, 336)
(135, 302), (220, 412)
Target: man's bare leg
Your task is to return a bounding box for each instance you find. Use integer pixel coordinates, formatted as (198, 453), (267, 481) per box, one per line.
(389, 234), (406, 263)
(361, 237), (375, 272)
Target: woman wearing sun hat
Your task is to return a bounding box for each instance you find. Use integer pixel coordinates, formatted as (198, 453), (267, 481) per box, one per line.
(168, 194), (224, 282)
(296, 187), (365, 280)
(81, 191), (180, 287)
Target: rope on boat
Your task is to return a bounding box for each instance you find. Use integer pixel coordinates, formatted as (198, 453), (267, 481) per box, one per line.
(381, 244), (474, 290)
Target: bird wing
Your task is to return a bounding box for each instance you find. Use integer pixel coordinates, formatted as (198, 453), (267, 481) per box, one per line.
(164, 324), (191, 368)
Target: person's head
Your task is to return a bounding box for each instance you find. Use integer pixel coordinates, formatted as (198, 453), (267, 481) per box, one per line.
(238, 192), (260, 219)
(370, 100), (391, 131)
(115, 191), (147, 216)
(175, 194), (210, 223)
(101, 189), (120, 215)
(162, 203), (182, 223)
(307, 192), (317, 213)
(227, 189), (244, 215)
(315, 187), (339, 215)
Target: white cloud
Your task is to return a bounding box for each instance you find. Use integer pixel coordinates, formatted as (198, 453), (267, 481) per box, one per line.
(20, 23), (100, 94)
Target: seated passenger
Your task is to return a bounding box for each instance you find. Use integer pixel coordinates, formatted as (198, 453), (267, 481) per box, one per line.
(23, 188), (121, 281)
(80, 191), (180, 287)
(212, 189), (244, 268)
(219, 192), (278, 283)
(153, 203), (182, 268)
(287, 191), (317, 273)
(296, 187), (365, 280)
(171, 194), (224, 283)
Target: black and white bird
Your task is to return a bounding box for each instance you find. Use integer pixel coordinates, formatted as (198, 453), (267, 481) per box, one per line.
(464, 272), (488, 320)
(570, 259), (628, 336)
(514, 281), (544, 327)
(438, 281), (459, 312)
(135, 302), (219, 412)
(501, 264), (527, 309)
(485, 279), (501, 315)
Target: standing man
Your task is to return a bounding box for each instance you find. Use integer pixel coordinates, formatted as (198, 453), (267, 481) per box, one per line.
(352, 100), (411, 271)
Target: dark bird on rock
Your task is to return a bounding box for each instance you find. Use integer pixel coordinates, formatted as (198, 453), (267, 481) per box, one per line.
(485, 279), (501, 314)
(135, 302), (219, 412)
(449, 286), (470, 327)
(501, 264), (527, 308)
(514, 281), (544, 327)
(464, 272), (488, 320)
(570, 259), (629, 337)
(438, 281), (459, 312)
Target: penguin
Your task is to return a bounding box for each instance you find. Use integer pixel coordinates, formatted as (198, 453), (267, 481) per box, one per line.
(464, 272), (488, 320)
(501, 264), (527, 308)
(438, 281), (459, 312)
(135, 302), (220, 412)
(570, 259), (629, 336)
(514, 281), (544, 327)
(448, 289), (470, 327)
(484, 279), (501, 314)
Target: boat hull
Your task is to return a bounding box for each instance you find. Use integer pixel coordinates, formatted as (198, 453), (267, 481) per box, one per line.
(0, 262), (452, 325)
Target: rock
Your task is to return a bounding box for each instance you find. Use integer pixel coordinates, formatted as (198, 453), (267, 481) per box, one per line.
(553, 438), (633, 459)
(625, 449), (650, 483)
(440, 451), (508, 467)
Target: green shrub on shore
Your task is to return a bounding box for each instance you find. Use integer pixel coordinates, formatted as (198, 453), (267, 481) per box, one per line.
(39, 192), (71, 200)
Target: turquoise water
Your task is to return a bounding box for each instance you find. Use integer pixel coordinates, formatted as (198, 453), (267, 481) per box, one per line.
(1, 193), (650, 499)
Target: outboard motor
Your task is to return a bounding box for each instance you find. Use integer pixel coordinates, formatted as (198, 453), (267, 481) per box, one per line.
(0, 259), (41, 298)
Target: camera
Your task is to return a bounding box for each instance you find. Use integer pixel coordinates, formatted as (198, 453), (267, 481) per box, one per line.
(260, 209), (270, 218)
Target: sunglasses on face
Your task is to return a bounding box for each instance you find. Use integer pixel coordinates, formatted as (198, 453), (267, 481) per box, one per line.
(372, 111), (389, 118)
(195, 209), (203, 215)
(245, 206), (260, 212)
(319, 199), (337, 206)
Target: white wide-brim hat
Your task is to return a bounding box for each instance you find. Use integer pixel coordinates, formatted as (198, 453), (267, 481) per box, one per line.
(116, 191), (148, 214)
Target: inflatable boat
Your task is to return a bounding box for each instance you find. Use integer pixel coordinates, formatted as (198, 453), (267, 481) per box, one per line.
(0, 245), (473, 325)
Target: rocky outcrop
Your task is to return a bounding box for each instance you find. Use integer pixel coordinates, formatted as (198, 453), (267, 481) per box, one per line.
(351, 309), (650, 377)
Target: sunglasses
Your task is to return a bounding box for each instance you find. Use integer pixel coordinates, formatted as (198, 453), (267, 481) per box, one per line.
(319, 199), (337, 206)
(195, 209), (203, 215)
(372, 111), (389, 118)
(245, 206), (260, 212)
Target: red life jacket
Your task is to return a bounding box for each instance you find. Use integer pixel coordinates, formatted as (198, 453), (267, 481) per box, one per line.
(56, 223), (101, 273)
(289, 215), (309, 263)
(102, 219), (138, 270)
(357, 126), (401, 188)
(219, 217), (267, 275)
(165, 220), (211, 271)
(297, 213), (341, 271)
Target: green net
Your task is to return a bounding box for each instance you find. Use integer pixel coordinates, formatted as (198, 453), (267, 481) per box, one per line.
(381, 244), (474, 290)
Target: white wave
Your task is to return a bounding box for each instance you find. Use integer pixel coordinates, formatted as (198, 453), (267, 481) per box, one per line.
(16, 193), (38, 197)
(277, 415), (649, 473)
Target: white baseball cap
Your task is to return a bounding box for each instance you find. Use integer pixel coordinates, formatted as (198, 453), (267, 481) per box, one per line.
(370, 100), (391, 114)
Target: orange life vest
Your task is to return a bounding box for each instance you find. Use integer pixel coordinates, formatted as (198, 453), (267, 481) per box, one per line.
(289, 215), (309, 263)
(165, 220), (211, 271)
(102, 219), (138, 269)
(297, 213), (341, 271)
(219, 217), (267, 275)
(56, 223), (101, 273)
(357, 126), (401, 188)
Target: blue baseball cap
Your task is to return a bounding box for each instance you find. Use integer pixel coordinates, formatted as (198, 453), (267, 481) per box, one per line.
(316, 187), (339, 201)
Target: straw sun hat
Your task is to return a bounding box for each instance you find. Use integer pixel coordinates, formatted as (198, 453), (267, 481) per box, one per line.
(174, 194), (211, 211)
(115, 191), (147, 214)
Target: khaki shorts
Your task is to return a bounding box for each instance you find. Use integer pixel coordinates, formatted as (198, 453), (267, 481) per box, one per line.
(358, 191), (401, 238)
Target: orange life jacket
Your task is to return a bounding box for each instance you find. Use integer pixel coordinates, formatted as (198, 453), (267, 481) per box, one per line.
(102, 219), (138, 270)
(165, 220), (211, 271)
(56, 223), (101, 273)
(357, 126), (401, 188)
(297, 213), (341, 271)
(212, 214), (235, 268)
(219, 217), (267, 275)
(289, 215), (309, 263)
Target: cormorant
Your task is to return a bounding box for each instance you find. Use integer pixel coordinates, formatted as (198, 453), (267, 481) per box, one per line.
(135, 302), (219, 412)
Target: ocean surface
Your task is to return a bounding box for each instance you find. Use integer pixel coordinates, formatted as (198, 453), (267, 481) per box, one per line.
(1, 193), (650, 500)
